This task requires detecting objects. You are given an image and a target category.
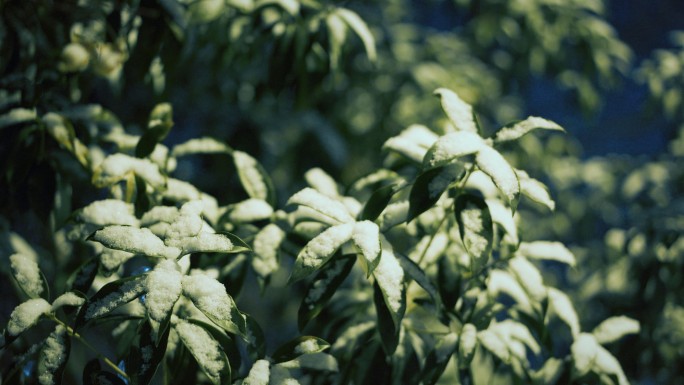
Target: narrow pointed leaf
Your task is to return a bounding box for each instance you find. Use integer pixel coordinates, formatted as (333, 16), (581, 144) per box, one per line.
(421, 332), (458, 385)
(10, 253), (46, 299)
(423, 131), (485, 169)
(336, 8), (376, 62)
(458, 323), (478, 364)
(289, 223), (354, 282)
(396, 253), (441, 308)
(144, 260), (182, 341)
(304, 168), (339, 197)
(433, 88), (478, 133)
(493, 116), (564, 144)
(89, 226), (180, 259)
(298, 254), (356, 330)
(592, 316), (640, 345)
(129, 320), (170, 385)
(547, 288), (580, 338)
(175, 320), (231, 385)
(287, 188), (353, 224)
(176, 233), (241, 256)
(273, 336), (331, 363)
(373, 282), (401, 355)
(517, 241), (576, 266)
(243, 313), (267, 361)
(253, 224), (286, 281)
(233, 151), (276, 206)
(454, 193), (493, 271)
(408, 163), (466, 221)
(51, 292), (86, 312)
(373, 248), (406, 354)
(517, 170), (556, 210)
(487, 270), (533, 314)
(278, 352), (339, 372)
(37, 325), (70, 385)
(170, 137), (232, 157)
(182, 274), (245, 336)
(571, 333), (600, 377)
(382, 124), (439, 163)
(352, 221), (381, 275)
(77, 274), (147, 327)
(360, 183), (398, 221)
(475, 146), (520, 210)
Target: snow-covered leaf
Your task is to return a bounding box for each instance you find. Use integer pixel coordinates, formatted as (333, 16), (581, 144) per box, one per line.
(594, 344), (629, 385)
(243, 359), (270, 385)
(78, 199), (138, 226)
(487, 270), (533, 314)
(51, 292), (86, 312)
(243, 314), (266, 361)
(273, 336), (331, 363)
(422, 332), (458, 384)
(0, 107), (36, 129)
(252, 224), (286, 280)
(90, 225), (180, 259)
(93, 153), (166, 188)
(485, 199), (519, 245)
(408, 163), (466, 221)
(517, 170), (556, 210)
(458, 323), (478, 364)
(433, 88), (478, 133)
(360, 183), (399, 222)
(78, 274), (147, 325)
(508, 256), (546, 301)
(517, 241), (576, 266)
(378, 200), (409, 231)
(336, 8), (376, 62)
(182, 274), (245, 336)
(233, 151), (276, 206)
(6, 298), (51, 337)
(226, 198), (273, 223)
(382, 124), (438, 163)
(131, 320), (170, 385)
(373, 246), (406, 354)
(289, 223), (354, 282)
(492, 116), (564, 144)
(287, 188), (353, 224)
(396, 253), (441, 308)
(278, 352), (339, 372)
(298, 254), (355, 330)
(478, 320), (540, 364)
(592, 316), (640, 345)
(145, 260), (182, 340)
(175, 233), (241, 255)
(475, 146), (520, 210)
(10, 253), (45, 299)
(170, 137), (232, 157)
(547, 287), (580, 337)
(454, 193), (493, 271)
(37, 325), (70, 385)
(571, 333), (600, 377)
(304, 168), (339, 197)
(352, 220), (381, 275)
(175, 320), (231, 385)
(422, 131), (485, 169)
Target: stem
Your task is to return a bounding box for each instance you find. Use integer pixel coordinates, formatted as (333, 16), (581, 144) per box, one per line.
(49, 316), (130, 380)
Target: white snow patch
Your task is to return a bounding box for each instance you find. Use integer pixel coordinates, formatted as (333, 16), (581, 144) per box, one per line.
(294, 339), (319, 354)
(373, 246), (405, 314)
(298, 223), (354, 269)
(279, 353), (338, 372)
(425, 131), (484, 168)
(92, 225), (180, 259)
(181, 274), (234, 324)
(269, 365), (299, 385)
(253, 224), (285, 277)
(145, 260), (182, 321)
(228, 198), (273, 222)
(38, 325), (68, 385)
(95, 153), (165, 187)
(475, 146), (519, 205)
(168, 233), (234, 255)
(234, 151), (269, 201)
(244, 359), (270, 385)
(164, 178), (202, 202)
(51, 292), (85, 311)
(287, 188), (353, 224)
(434, 88), (478, 133)
(494, 116), (563, 143)
(7, 298), (51, 336)
(100, 248), (135, 272)
(487, 269), (532, 314)
(304, 258), (347, 305)
(352, 221), (380, 265)
(508, 256), (546, 301)
(305, 168), (339, 197)
(174, 320), (226, 382)
(378, 201), (409, 231)
(141, 206), (179, 227)
(164, 201), (205, 241)
(10, 253), (43, 298)
(517, 241), (576, 266)
(171, 137), (231, 157)
(79, 199), (138, 226)
(382, 124), (439, 163)
(85, 278), (146, 320)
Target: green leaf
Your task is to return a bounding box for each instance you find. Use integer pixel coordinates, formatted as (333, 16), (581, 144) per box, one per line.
(458, 323), (478, 365)
(278, 352), (339, 372)
(89, 225), (180, 259)
(487, 270), (533, 314)
(0, 107), (37, 129)
(423, 131), (485, 169)
(373, 282), (401, 355)
(517, 170), (556, 210)
(289, 223), (354, 283)
(129, 320), (170, 385)
(408, 163), (466, 221)
(336, 8), (377, 62)
(360, 183), (398, 221)
(170, 137), (232, 157)
(382, 124), (439, 164)
(591, 316), (640, 345)
(243, 313), (267, 361)
(517, 241), (576, 267)
(437, 253), (462, 310)
(134, 176), (151, 217)
(421, 332), (458, 385)
(396, 253), (441, 308)
(304, 168), (340, 197)
(37, 325), (70, 385)
(253, 224), (286, 282)
(181, 274), (245, 337)
(493, 116), (564, 144)
(233, 151), (276, 206)
(273, 336), (331, 363)
(298, 254), (356, 330)
(69, 257), (100, 294)
(372, 247), (406, 354)
(352, 220), (382, 275)
(287, 187), (354, 224)
(475, 146), (520, 210)
(255, 0), (299, 15)
(186, 318), (242, 376)
(89, 371), (128, 385)
(76, 274), (147, 327)
(454, 193), (493, 271)
(175, 320), (231, 385)
(547, 288), (580, 338)
(433, 88), (478, 133)
(571, 333), (600, 377)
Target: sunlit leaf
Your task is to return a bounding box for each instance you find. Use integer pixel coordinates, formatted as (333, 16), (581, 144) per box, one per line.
(433, 88), (478, 133)
(373, 246), (406, 354)
(182, 274), (245, 337)
(289, 223), (354, 282)
(175, 320), (231, 385)
(287, 188), (354, 224)
(592, 316), (640, 345)
(233, 151), (276, 206)
(336, 8), (377, 62)
(517, 241), (576, 266)
(475, 146), (520, 210)
(382, 124), (439, 163)
(352, 220), (381, 275)
(487, 270), (533, 314)
(423, 131), (485, 169)
(170, 137), (232, 157)
(421, 332), (457, 385)
(360, 183), (399, 221)
(517, 170), (556, 210)
(571, 333), (600, 377)
(454, 193), (493, 271)
(304, 168), (340, 197)
(278, 352), (339, 372)
(0, 107), (36, 129)
(396, 253), (441, 308)
(253, 224), (286, 281)
(547, 287), (580, 337)
(458, 323), (478, 364)
(273, 336), (331, 363)
(89, 225), (180, 259)
(493, 116), (564, 144)
(408, 163), (466, 221)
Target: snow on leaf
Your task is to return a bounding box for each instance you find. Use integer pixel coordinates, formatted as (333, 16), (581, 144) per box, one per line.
(485, 199), (518, 245)
(0, 107), (36, 128)
(433, 88), (478, 133)
(243, 359), (270, 385)
(287, 188), (353, 224)
(455, 194), (493, 270)
(289, 223), (354, 282)
(141, 206), (179, 227)
(170, 137), (232, 157)
(233, 151), (273, 204)
(278, 353), (339, 372)
(373, 244), (406, 321)
(174, 320), (230, 385)
(493, 116), (564, 144)
(459, 323), (478, 363)
(336, 8), (377, 62)
(83, 275), (147, 321)
(548, 287), (580, 337)
(10, 253), (44, 298)
(408, 163), (466, 221)
(487, 270), (533, 314)
(163, 178), (202, 202)
(299, 255), (355, 330)
(37, 325), (69, 385)
(592, 316), (640, 345)
(174, 233), (236, 255)
(269, 365), (299, 385)
(478, 320), (540, 364)
(352, 220), (381, 275)
(7, 298), (51, 336)
(594, 344), (629, 385)
(423, 131), (485, 169)
(378, 200), (409, 231)
(253, 224), (285, 278)
(508, 256), (546, 301)
(227, 198), (273, 223)
(145, 260), (182, 323)
(517, 241), (576, 266)
(99, 249), (135, 272)
(516, 170), (556, 210)
(475, 146), (520, 210)
(93, 153), (165, 188)
(182, 274), (244, 336)
(164, 200), (205, 240)
(305, 168), (339, 197)
(465, 170), (499, 198)
(51, 292), (85, 312)
(382, 124), (439, 163)
(78, 199), (138, 226)
(90, 225), (180, 259)
(571, 333), (600, 377)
